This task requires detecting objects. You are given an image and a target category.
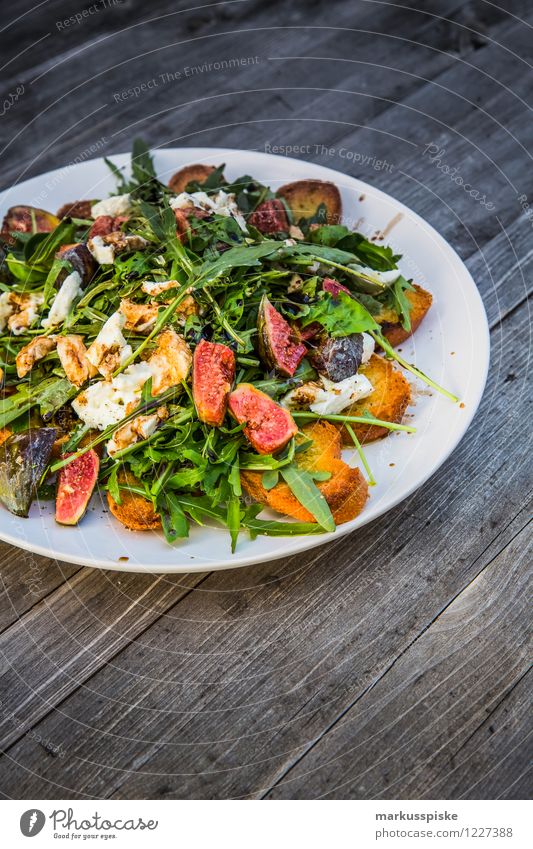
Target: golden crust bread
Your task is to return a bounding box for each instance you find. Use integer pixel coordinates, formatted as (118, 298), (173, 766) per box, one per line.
(276, 179), (342, 224)
(107, 471), (161, 531)
(378, 284), (433, 347)
(241, 420), (368, 524)
(168, 164), (218, 194)
(338, 354), (411, 444)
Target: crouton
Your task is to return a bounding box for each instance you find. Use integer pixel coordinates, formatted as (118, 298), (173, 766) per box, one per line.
(276, 179), (342, 224)
(241, 420), (368, 525)
(338, 354), (411, 444)
(107, 470), (161, 531)
(377, 284), (433, 347)
(168, 164), (219, 194)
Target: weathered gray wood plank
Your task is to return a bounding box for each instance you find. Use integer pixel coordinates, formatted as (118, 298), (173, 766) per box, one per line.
(0, 297), (528, 799)
(265, 512), (532, 799)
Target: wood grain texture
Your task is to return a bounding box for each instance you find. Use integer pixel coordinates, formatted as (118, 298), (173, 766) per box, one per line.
(0, 0), (531, 800)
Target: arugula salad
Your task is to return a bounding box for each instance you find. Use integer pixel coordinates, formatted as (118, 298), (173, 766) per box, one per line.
(0, 141), (455, 551)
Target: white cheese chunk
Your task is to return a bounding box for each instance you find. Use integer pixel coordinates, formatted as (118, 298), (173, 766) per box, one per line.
(361, 332), (375, 364)
(72, 362), (152, 431)
(170, 189), (248, 231)
(350, 264), (402, 286)
(86, 310), (132, 377)
(41, 270), (82, 329)
(87, 235), (115, 265)
(282, 373), (373, 416)
(0, 292), (13, 331)
(91, 193), (132, 219)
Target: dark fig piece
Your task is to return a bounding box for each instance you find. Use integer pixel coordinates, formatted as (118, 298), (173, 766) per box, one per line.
(1, 205), (59, 245)
(248, 199), (289, 234)
(308, 333), (364, 382)
(0, 428), (57, 517)
(257, 295), (307, 377)
(322, 277), (352, 299)
(56, 200), (94, 220)
(193, 339), (236, 427)
(56, 243), (96, 285)
(55, 449), (99, 525)
(228, 383), (298, 455)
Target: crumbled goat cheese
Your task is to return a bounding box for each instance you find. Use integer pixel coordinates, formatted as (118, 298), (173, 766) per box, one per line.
(87, 235), (115, 265)
(86, 311), (132, 377)
(350, 264), (402, 286)
(0, 292), (13, 331)
(72, 362), (152, 431)
(361, 332), (375, 364)
(0, 292), (44, 335)
(282, 373), (373, 416)
(41, 270), (82, 329)
(91, 193), (132, 219)
(170, 189), (248, 231)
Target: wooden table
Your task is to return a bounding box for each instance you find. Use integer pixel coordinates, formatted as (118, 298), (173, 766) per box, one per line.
(0, 0), (530, 800)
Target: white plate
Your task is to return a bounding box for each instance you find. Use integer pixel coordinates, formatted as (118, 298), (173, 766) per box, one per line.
(0, 148), (489, 573)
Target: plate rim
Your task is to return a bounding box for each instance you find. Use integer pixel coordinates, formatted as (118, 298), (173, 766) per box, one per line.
(0, 147), (490, 573)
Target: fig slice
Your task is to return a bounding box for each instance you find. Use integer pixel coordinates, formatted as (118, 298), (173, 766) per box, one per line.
(1, 205), (59, 245)
(248, 199), (289, 234)
(257, 295), (307, 377)
(56, 243), (96, 285)
(228, 383), (298, 455)
(55, 449), (99, 525)
(308, 333), (364, 382)
(322, 277), (352, 299)
(0, 428), (57, 517)
(276, 180), (342, 224)
(193, 339), (236, 427)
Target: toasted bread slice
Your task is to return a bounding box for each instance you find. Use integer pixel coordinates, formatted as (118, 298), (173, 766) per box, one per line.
(107, 471), (161, 531)
(377, 284), (433, 347)
(338, 354), (411, 444)
(168, 164), (219, 194)
(277, 179), (342, 224)
(241, 420), (368, 524)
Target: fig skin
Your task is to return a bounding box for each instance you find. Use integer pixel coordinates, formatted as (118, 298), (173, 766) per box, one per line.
(228, 383), (298, 455)
(257, 295), (307, 377)
(308, 333), (364, 382)
(56, 243), (96, 285)
(56, 200), (94, 220)
(55, 449), (99, 525)
(193, 339), (236, 427)
(248, 199), (289, 234)
(1, 205), (59, 245)
(0, 428), (57, 517)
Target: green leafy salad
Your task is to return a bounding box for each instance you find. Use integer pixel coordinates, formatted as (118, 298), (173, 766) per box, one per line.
(0, 140), (455, 551)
